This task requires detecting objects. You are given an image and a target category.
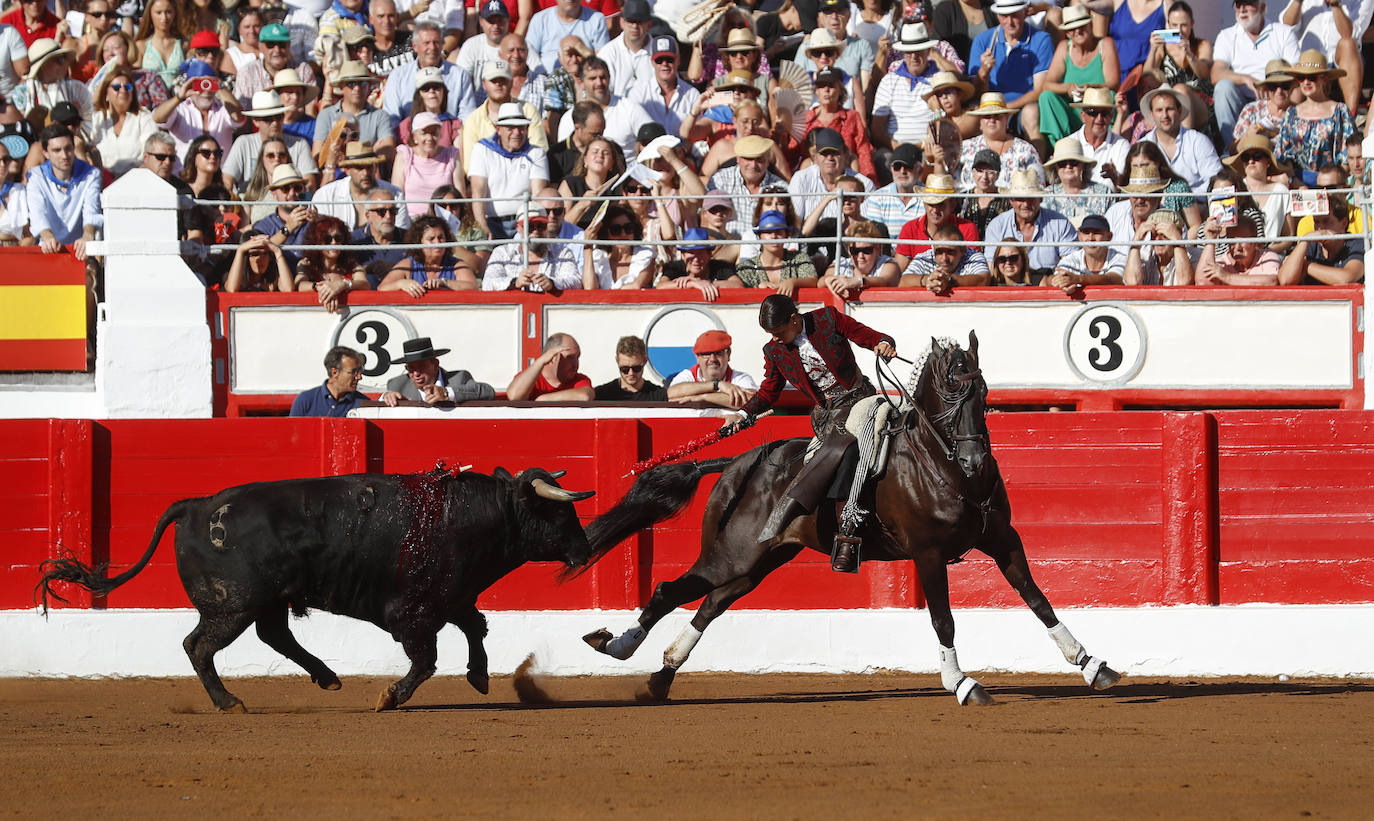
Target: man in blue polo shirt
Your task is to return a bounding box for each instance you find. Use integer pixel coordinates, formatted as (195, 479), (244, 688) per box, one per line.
(969, 0), (1053, 155)
(290, 346), (373, 417)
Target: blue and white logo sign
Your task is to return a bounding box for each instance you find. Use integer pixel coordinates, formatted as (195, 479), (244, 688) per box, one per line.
(642, 305), (726, 384)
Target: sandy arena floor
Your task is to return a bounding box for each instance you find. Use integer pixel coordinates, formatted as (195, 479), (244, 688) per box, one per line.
(2, 671), (1371, 819)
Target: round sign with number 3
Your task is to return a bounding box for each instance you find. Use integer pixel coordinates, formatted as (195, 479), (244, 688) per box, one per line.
(330, 307), (418, 384)
(1064, 303), (1146, 384)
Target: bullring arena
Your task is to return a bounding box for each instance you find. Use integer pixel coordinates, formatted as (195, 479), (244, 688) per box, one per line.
(4, 176), (1374, 817)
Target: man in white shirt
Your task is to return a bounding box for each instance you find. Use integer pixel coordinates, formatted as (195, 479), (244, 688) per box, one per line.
(311, 141), (412, 229)
(27, 124), (100, 260)
(468, 102), (550, 240)
(481, 204), (582, 293)
(1139, 87), (1222, 194)
(666, 329), (759, 409)
(871, 23), (940, 158)
(453, 0), (508, 94)
(788, 128), (874, 219)
(380, 21), (478, 123)
(628, 35), (699, 136)
(597, 0), (652, 98)
(1067, 87), (1130, 186)
(555, 56), (653, 159)
(1211, 0), (1301, 141)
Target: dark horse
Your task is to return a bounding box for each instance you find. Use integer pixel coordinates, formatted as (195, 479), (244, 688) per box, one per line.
(573, 332), (1120, 705)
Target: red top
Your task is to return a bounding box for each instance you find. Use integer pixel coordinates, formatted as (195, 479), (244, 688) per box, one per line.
(531, 371), (592, 398)
(895, 215), (979, 258)
(1, 7), (59, 47)
(804, 109), (876, 181)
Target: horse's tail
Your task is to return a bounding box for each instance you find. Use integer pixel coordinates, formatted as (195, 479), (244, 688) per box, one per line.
(34, 499), (191, 613)
(561, 458), (733, 581)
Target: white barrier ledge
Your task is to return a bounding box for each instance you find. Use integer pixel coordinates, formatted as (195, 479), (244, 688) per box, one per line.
(5, 605), (1372, 679)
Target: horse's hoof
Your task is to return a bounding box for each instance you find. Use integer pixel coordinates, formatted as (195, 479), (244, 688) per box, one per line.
(313, 673), (342, 691)
(583, 628), (612, 653)
(646, 667), (676, 701)
(964, 683), (994, 706)
(1091, 664), (1122, 691)
(374, 687), (397, 712)
(467, 670), (490, 695)
(218, 698), (247, 714)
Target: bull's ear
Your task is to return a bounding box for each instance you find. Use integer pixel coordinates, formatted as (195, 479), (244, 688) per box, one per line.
(968, 330), (979, 360)
(493, 467), (512, 480)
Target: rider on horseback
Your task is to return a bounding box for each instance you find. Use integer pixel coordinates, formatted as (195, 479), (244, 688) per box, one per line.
(729, 294), (896, 573)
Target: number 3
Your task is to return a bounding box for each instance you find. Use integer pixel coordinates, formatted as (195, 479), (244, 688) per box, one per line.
(355, 320), (392, 376)
(1087, 315), (1123, 372)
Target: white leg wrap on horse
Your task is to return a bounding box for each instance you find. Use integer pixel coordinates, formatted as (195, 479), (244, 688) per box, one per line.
(1048, 622), (1087, 666)
(604, 624), (647, 660)
(954, 676), (981, 705)
(1080, 655), (1106, 687)
(662, 624), (704, 669)
(938, 645), (964, 692)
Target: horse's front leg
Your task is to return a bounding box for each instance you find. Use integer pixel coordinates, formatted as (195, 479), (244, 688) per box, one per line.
(584, 572), (716, 660)
(984, 514), (1121, 690)
(913, 548), (993, 706)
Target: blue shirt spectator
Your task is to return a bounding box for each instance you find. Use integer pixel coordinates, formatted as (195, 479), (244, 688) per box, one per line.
(290, 346), (372, 417)
(380, 23), (479, 124)
(526, 0), (610, 74)
(27, 125), (102, 257)
(969, 18), (1053, 103)
(983, 192), (1077, 272)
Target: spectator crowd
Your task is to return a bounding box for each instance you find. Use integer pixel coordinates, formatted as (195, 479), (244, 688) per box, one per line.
(3, 0), (1368, 307)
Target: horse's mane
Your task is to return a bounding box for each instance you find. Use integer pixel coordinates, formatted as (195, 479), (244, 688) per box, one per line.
(905, 337), (961, 401)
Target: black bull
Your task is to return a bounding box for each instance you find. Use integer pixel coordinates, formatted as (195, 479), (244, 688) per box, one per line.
(37, 465), (594, 712)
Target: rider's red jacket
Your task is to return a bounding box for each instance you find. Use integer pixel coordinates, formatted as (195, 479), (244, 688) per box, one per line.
(741, 307), (893, 416)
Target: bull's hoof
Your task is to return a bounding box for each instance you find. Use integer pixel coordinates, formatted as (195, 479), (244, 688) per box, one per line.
(1091, 663), (1122, 691)
(467, 670), (490, 695)
(312, 672), (342, 691)
(583, 628), (613, 653)
(645, 667), (676, 702)
(963, 683), (994, 706)
(374, 687), (397, 712)
(218, 698), (247, 714)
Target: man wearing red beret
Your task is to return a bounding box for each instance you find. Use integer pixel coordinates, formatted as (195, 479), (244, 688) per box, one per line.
(666, 329), (758, 409)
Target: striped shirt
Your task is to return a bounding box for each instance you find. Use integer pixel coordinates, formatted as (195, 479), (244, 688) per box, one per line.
(1054, 247), (1127, 280)
(872, 63), (938, 145)
(901, 248), (990, 280)
(861, 183), (926, 239)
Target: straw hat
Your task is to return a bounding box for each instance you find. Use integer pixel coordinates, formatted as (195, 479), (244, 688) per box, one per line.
(805, 28), (844, 54)
(244, 89), (289, 118)
(1140, 86), (1191, 127)
(924, 71), (975, 106)
(1072, 86), (1115, 110)
(335, 60), (379, 85)
(894, 22), (937, 53)
(268, 163), (306, 189)
(1043, 137), (1097, 170)
(1120, 162), (1169, 194)
(342, 26), (375, 46)
(922, 173), (957, 205)
(714, 69), (758, 92)
(1286, 48), (1345, 79)
(720, 27), (758, 53)
(999, 169), (1046, 196)
(272, 68), (318, 104)
(339, 140), (384, 167)
(989, 0), (1029, 12)
(1059, 4), (1092, 30)
(1260, 59), (1294, 85)
(25, 38), (74, 80)
(969, 92), (1017, 117)
(494, 101), (531, 127)
(1224, 133), (1285, 173)
(735, 134), (774, 159)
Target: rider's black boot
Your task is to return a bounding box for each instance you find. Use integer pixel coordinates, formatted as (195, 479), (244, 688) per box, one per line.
(758, 497), (806, 543)
(831, 533), (861, 573)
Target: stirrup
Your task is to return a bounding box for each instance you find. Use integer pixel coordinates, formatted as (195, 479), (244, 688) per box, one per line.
(831, 534), (861, 573)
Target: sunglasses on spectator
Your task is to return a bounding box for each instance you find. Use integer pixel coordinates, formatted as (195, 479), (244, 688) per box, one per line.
(324, 234), (349, 243)
(371, 205), (398, 215)
(1241, 152), (1268, 163)
(1057, 160), (1082, 168)
(260, 113), (284, 122)
(1265, 82), (1293, 91)
(619, 364), (644, 374)
(264, 151), (289, 159)
(545, 206), (565, 216)
(87, 9), (112, 17)
(198, 147), (223, 158)
(654, 56), (675, 65)
(622, 184), (647, 194)
(812, 49), (838, 58)
(995, 255), (1022, 264)
(607, 221), (634, 235)
(849, 244), (876, 255)
(890, 162), (912, 172)
(109, 82), (135, 92)
(279, 183), (306, 194)
(1082, 108), (1112, 119)
(147, 152), (175, 162)
(265, 42), (290, 48)
(342, 80), (370, 88)
(707, 206), (731, 215)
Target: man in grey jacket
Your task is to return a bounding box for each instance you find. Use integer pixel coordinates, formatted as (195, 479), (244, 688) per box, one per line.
(381, 337), (495, 405)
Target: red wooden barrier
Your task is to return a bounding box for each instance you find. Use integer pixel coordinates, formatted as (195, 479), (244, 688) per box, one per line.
(6, 412), (1372, 611)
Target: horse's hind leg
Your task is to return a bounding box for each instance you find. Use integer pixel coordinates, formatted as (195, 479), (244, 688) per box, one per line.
(645, 544), (803, 701)
(585, 572), (716, 660)
(254, 607), (341, 691)
(183, 610), (255, 712)
(985, 515), (1121, 690)
(913, 549), (993, 706)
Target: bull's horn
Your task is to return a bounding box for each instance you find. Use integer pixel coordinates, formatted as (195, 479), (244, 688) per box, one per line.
(548, 470), (567, 480)
(531, 478), (595, 502)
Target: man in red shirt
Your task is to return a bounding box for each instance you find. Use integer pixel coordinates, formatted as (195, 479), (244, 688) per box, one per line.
(1, 0), (59, 47)
(892, 172), (978, 269)
(506, 331), (596, 400)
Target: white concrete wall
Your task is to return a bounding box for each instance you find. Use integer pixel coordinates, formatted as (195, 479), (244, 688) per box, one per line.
(5, 606), (1372, 679)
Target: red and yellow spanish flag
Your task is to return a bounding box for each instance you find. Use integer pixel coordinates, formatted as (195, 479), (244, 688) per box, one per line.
(0, 250), (87, 370)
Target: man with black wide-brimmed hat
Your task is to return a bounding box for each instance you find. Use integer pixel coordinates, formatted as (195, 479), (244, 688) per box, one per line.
(381, 337), (495, 405)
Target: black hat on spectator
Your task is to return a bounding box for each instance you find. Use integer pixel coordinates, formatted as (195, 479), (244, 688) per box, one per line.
(972, 148), (1001, 170)
(1079, 214), (1110, 233)
(622, 0), (651, 22)
(398, 337), (451, 364)
(479, 0), (508, 19)
(812, 128), (844, 154)
(50, 101), (81, 127)
(817, 0), (846, 12)
(637, 121), (667, 147)
(889, 143), (920, 168)
(813, 67), (843, 86)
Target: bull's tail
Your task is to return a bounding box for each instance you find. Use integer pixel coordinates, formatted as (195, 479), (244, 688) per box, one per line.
(34, 499), (192, 613)
(561, 458), (733, 580)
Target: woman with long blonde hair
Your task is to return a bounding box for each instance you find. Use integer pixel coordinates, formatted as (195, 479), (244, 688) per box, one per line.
(134, 0), (185, 87)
